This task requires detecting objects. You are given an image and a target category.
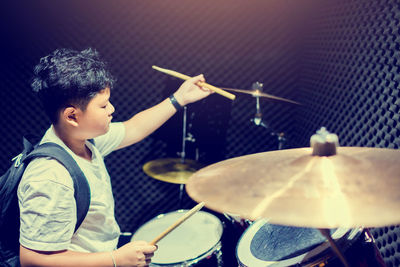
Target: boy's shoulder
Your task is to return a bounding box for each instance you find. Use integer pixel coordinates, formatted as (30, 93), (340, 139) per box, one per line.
(1, 139), (91, 265)
(20, 157), (74, 192)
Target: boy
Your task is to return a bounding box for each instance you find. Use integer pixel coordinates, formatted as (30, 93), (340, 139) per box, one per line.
(17, 48), (211, 266)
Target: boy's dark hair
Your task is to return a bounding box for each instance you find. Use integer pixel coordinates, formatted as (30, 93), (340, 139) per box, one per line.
(31, 48), (115, 124)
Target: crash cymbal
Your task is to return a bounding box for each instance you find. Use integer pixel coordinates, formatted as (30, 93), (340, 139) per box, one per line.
(186, 147), (400, 228)
(221, 87), (300, 105)
(143, 158), (204, 184)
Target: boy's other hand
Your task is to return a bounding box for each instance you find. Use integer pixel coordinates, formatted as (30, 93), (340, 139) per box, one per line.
(114, 240), (157, 267)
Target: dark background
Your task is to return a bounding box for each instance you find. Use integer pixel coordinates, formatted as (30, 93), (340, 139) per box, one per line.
(1, 0), (399, 266)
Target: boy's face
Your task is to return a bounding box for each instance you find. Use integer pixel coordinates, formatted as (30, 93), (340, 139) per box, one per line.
(77, 87), (115, 139)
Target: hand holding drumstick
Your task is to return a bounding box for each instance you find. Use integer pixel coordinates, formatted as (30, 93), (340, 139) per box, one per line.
(152, 66), (236, 101)
(113, 202), (205, 267)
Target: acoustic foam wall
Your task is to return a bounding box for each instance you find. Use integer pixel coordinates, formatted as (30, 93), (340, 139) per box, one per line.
(294, 0), (400, 265)
(1, 0), (399, 265)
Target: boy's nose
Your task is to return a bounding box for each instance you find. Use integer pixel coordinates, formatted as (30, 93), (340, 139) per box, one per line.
(109, 103), (115, 115)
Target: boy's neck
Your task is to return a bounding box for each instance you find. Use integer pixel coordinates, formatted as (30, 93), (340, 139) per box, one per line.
(53, 124), (92, 161)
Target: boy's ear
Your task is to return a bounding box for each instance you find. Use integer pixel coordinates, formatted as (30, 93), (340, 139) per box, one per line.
(62, 106), (79, 127)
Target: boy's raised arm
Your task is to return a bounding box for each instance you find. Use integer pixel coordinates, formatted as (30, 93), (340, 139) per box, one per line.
(117, 74), (211, 150)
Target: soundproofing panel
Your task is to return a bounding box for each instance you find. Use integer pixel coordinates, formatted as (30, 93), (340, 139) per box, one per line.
(293, 0), (400, 266)
(1, 0), (399, 265)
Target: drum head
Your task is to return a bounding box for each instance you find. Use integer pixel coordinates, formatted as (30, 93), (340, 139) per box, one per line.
(236, 219), (350, 267)
(132, 210), (223, 265)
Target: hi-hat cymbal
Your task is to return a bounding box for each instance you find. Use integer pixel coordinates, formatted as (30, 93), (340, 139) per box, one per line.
(221, 87), (300, 105)
(186, 147), (400, 228)
(143, 158), (204, 184)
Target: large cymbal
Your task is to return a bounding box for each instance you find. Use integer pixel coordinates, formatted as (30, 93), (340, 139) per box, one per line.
(221, 87), (300, 105)
(143, 158), (204, 184)
(186, 147), (400, 228)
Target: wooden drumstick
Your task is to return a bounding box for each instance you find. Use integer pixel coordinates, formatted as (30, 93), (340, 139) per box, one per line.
(149, 202), (205, 245)
(152, 65), (236, 100)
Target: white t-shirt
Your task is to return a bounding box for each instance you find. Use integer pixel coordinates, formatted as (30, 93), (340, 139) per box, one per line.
(18, 122), (125, 252)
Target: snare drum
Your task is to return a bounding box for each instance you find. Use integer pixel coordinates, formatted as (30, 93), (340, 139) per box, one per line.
(236, 219), (385, 267)
(132, 210), (223, 266)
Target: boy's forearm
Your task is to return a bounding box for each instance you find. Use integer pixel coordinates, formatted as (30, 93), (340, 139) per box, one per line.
(20, 245), (114, 267)
(118, 97), (177, 149)
(117, 74), (209, 150)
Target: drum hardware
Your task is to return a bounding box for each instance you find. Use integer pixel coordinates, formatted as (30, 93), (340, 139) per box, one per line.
(253, 82), (287, 150)
(223, 213), (252, 230)
(176, 107), (198, 161)
(220, 83), (300, 105)
(177, 106), (189, 207)
(143, 106), (204, 207)
(319, 229), (349, 267)
(314, 132), (348, 267)
(275, 132), (286, 151)
(226, 81), (293, 150)
(186, 128), (395, 266)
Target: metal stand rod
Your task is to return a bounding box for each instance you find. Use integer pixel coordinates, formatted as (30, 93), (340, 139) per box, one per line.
(253, 95), (286, 150)
(319, 228), (350, 267)
(178, 107), (188, 208)
(256, 95), (261, 115)
(178, 184), (184, 208)
(180, 107), (187, 164)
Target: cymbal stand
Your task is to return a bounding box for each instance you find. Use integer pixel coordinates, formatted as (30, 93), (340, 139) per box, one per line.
(313, 134), (349, 267)
(250, 84), (286, 150)
(179, 106), (187, 164)
(177, 106), (195, 207)
(319, 229), (350, 267)
(272, 132), (286, 150)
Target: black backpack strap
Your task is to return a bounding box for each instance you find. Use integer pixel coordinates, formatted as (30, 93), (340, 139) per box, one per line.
(25, 143), (91, 232)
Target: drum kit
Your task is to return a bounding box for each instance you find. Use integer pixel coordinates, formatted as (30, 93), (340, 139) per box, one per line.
(131, 67), (396, 266)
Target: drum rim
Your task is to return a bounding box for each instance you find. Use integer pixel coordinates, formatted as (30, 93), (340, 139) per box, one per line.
(149, 241), (222, 267)
(236, 219), (357, 267)
(132, 210), (223, 265)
